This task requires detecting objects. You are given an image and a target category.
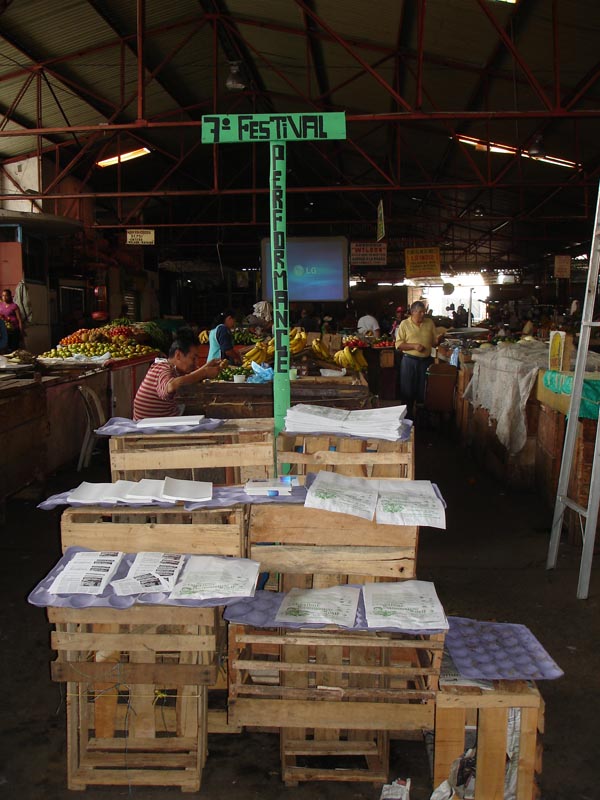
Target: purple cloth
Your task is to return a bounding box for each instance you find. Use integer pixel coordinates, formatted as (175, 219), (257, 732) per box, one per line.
(38, 484), (307, 511)
(95, 416), (225, 436)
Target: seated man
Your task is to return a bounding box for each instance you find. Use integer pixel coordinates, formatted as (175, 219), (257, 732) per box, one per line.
(133, 328), (220, 420)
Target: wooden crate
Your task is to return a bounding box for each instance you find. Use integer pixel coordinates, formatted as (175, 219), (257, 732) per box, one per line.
(248, 503), (418, 591)
(109, 418), (275, 485)
(535, 403), (565, 508)
(48, 604), (217, 791)
(228, 624), (444, 784)
(276, 429), (414, 479)
(434, 681), (544, 800)
(60, 505), (244, 735)
(60, 505), (246, 558)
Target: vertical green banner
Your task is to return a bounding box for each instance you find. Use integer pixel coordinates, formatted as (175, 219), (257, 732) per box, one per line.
(270, 141), (290, 436)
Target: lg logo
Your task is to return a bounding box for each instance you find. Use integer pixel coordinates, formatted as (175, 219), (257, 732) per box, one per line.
(293, 264), (317, 276)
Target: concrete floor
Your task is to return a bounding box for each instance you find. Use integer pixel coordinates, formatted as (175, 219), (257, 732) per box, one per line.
(1, 425), (598, 800)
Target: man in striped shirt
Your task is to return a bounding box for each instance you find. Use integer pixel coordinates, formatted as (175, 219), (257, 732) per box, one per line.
(133, 328), (220, 420)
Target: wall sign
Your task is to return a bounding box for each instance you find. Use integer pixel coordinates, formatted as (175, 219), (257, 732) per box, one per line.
(126, 229), (155, 245)
(351, 242), (387, 266)
(405, 246), (441, 278)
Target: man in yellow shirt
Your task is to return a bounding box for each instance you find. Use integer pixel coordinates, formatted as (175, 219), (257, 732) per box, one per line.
(395, 300), (440, 419)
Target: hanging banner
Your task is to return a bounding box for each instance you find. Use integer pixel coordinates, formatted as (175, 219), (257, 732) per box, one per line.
(376, 199), (385, 242)
(405, 247), (441, 278)
(201, 113), (346, 143)
(269, 142), (291, 432)
(202, 111), (347, 439)
(350, 242), (387, 266)
(554, 255), (572, 279)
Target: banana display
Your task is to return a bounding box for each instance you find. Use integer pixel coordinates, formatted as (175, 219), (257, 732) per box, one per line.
(242, 327), (308, 367)
(333, 345), (368, 372)
(311, 337), (333, 362)
(198, 329), (209, 344)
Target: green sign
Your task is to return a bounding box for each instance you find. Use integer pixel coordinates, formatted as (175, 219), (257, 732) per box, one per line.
(269, 142), (290, 436)
(201, 113), (346, 144)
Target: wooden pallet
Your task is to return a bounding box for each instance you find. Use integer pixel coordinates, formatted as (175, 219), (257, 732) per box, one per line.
(434, 681), (544, 800)
(60, 505), (246, 557)
(228, 623), (444, 783)
(248, 503), (418, 590)
(109, 418), (275, 485)
(276, 429), (414, 479)
(48, 605), (217, 791)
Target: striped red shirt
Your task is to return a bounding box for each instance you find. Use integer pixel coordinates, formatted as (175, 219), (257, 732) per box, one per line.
(133, 359), (178, 420)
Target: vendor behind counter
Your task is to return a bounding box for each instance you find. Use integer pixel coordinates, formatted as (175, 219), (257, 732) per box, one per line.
(133, 327), (220, 420)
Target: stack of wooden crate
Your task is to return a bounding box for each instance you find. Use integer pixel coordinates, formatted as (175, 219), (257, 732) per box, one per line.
(48, 604), (217, 791)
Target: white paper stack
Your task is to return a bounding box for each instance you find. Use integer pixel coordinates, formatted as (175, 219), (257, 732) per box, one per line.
(362, 580), (449, 631)
(49, 551), (123, 595)
(124, 479), (174, 503)
(304, 473), (446, 527)
(136, 414), (204, 429)
(244, 476), (300, 496)
(161, 477), (212, 502)
(168, 555), (260, 600)
(112, 552), (186, 595)
(284, 403), (408, 441)
(275, 585), (360, 627)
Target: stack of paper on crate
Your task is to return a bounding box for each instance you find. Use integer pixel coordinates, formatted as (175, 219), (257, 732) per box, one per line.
(66, 478), (212, 505)
(304, 471), (446, 528)
(244, 476), (300, 496)
(284, 403), (408, 440)
(136, 414), (205, 428)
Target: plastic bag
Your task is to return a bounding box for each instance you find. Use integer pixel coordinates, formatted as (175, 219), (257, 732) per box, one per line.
(246, 361), (274, 383)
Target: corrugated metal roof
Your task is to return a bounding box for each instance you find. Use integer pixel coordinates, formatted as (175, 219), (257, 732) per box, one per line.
(0, 0), (598, 273)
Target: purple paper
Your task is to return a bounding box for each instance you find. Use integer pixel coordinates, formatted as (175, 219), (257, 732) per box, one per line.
(446, 616), (563, 680)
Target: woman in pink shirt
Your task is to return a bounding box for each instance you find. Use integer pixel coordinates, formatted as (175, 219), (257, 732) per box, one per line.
(0, 288), (23, 350)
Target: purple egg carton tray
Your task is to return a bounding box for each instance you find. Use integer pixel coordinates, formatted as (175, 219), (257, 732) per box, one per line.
(445, 616), (563, 681)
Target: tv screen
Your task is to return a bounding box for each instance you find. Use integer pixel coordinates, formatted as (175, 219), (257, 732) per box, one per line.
(261, 236), (348, 302)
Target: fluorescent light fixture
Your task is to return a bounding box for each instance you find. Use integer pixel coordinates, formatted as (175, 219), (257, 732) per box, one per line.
(97, 147), (151, 168)
(457, 134), (579, 169)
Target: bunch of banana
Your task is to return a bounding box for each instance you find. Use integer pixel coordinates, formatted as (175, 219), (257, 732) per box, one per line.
(333, 346), (368, 371)
(198, 329), (209, 344)
(311, 337), (333, 361)
(242, 341), (269, 366)
(289, 327), (307, 354)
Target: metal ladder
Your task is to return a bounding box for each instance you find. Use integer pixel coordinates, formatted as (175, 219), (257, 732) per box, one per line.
(546, 187), (600, 599)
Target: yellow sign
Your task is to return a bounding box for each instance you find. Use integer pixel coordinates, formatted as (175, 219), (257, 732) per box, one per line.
(126, 228), (155, 245)
(376, 199), (385, 242)
(548, 330), (566, 371)
(554, 254), (571, 279)
(405, 247), (441, 278)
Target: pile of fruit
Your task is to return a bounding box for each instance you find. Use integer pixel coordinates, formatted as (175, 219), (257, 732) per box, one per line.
(333, 346), (368, 371)
(41, 342), (158, 360)
(241, 327), (308, 367)
(342, 334), (370, 348)
(310, 337), (334, 362)
(216, 364), (253, 381)
(371, 335), (395, 348)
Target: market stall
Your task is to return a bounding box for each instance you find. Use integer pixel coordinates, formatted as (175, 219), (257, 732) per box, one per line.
(177, 373), (371, 419)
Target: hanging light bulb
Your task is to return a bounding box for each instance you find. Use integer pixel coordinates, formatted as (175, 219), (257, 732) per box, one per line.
(225, 62), (246, 91)
(528, 135), (546, 159)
